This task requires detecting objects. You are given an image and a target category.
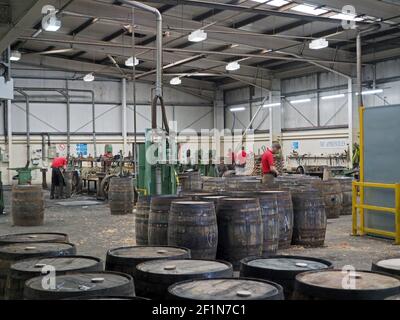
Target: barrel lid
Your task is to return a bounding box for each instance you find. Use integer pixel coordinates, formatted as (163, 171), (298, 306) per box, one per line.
(108, 246), (189, 260)
(0, 242), (75, 259)
(168, 278), (282, 300)
(221, 197), (257, 201)
(376, 258), (400, 271)
(0, 232), (67, 244)
(11, 256), (101, 274)
(296, 270), (400, 291)
(136, 259), (231, 275)
(244, 256), (331, 272)
(25, 272), (132, 293)
(172, 201), (211, 206)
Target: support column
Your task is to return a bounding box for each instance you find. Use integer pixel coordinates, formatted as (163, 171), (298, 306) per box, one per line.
(122, 78), (127, 156)
(348, 78), (354, 169)
(7, 100), (12, 184)
(213, 88), (224, 131)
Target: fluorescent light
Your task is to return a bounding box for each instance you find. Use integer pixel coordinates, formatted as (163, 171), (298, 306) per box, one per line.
(226, 61), (241, 71)
(170, 77), (182, 85)
(290, 98), (311, 104)
(266, 0), (290, 6)
(10, 50), (21, 61)
(330, 13), (364, 22)
(292, 4), (328, 15)
(125, 56), (139, 67)
(321, 94), (345, 100)
(83, 73), (95, 82)
(252, 0), (269, 3)
(263, 102), (281, 108)
(188, 29), (207, 42)
(309, 38), (329, 50)
(356, 89), (383, 96)
(230, 107), (246, 112)
(41, 5), (61, 31)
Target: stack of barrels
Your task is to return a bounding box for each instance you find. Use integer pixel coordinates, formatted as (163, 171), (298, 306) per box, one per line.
(178, 172), (202, 192)
(108, 176), (134, 215)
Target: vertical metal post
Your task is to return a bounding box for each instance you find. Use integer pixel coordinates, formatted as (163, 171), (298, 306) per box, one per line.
(269, 91), (273, 145)
(66, 83), (71, 159)
(395, 184), (400, 245)
(91, 91), (97, 157)
(347, 78), (353, 169)
(25, 94), (30, 165)
(7, 100), (13, 184)
(352, 182), (358, 235)
(122, 78), (127, 156)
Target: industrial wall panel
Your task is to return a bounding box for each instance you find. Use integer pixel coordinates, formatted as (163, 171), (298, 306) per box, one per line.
(282, 97), (318, 129)
(225, 104), (250, 131)
(319, 92), (348, 126)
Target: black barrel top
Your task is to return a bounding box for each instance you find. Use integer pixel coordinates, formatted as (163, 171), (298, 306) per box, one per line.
(107, 246), (190, 261)
(168, 278), (283, 300)
(372, 258), (400, 276)
(11, 256), (102, 274)
(0, 242), (76, 260)
(0, 233), (68, 245)
(136, 259), (231, 276)
(244, 256), (331, 272)
(24, 272), (134, 299)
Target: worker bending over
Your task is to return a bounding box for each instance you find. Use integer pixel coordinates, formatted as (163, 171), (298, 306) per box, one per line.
(261, 142), (281, 185)
(50, 156), (67, 199)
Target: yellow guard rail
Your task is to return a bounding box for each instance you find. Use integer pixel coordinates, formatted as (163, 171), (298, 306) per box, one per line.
(352, 181), (400, 244)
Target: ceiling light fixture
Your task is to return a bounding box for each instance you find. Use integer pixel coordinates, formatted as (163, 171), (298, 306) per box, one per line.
(230, 107), (246, 112)
(10, 50), (21, 61)
(188, 29), (207, 42)
(170, 77), (182, 85)
(266, 0), (290, 7)
(290, 98), (311, 104)
(321, 94), (345, 100)
(309, 38), (329, 50)
(263, 102), (281, 108)
(41, 5), (61, 32)
(125, 56), (139, 67)
(292, 4), (328, 15)
(226, 61), (241, 71)
(356, 89), (384, 96)
(83, 73), (95, 82)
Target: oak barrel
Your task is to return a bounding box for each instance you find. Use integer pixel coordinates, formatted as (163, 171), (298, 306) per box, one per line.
(334, 177), (353, 216)
(291, 189), (327, 247)
(293, 270), (400, 300)
(24, 271), (134, 300)
(372, 258), (400, 277)
(240, 255), (333, 299)
(178, 172), (202, 191)
(311, 180), (343, 219)
(108, 176), (134, 215)
(216, 198), (263, 269)
(0, 232), (69, 245)
(168, 201), (218, 259)
(105, 246), (191, 276)
(0, 242), (76, 299)
(11, 185), (44, 226)
(168, 278), (284, 300)
(148, 195), (182, 245)
(135, 195), (152, 245)
(274, 191), (294, 249)
(6, 255), (103, 300)
(202, 177), (225, 192)
(134, 259), (233, 299)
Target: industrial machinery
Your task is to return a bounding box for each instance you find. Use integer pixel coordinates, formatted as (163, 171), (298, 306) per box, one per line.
(8, 166), (40, 185)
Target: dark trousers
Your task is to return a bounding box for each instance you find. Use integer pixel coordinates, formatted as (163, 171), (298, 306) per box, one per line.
(50, 168), (65, 199)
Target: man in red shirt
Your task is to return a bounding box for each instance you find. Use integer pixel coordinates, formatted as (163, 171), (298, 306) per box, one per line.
(50, 156), (67, 199)
(261, 142), (281, 184)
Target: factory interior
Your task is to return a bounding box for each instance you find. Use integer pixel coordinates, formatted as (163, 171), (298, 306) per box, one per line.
(0, 0), (399, 304)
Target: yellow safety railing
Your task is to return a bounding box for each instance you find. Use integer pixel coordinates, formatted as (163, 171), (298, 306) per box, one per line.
(352, 181), (400, 244)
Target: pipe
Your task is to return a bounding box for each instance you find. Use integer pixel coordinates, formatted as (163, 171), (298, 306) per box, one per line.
(7, 100), (12, 184)
(16, 90), (31, 167)
(119, 0), (163, 129)
(122, 78), (127, 156)
(91, 91), (97, 157)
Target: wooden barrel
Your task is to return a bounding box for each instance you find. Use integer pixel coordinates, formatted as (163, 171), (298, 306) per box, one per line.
(198, 195), (227, 207)
(0, 233), (69, 245)
(6, 255), (103, 300)
(179, 191), (215, 200)
(168, 201), (218, 259)
(135, 195), (152, 245)
(311, 180), (343, 219)
(24, 271), (135, 300)
(334, 177), (353, 216)
(168, 278), (284, 300)
(105, 246), (191, 276)
(134, 259), (233, 299)
(216, 198), (263, 269)
(291, 189), (327, 247)
(240, 255), (333, 299)
(202, 177), (225, 192)
(293, 270), (400, 300)
(178, 172), (202, 191)
(274, 191), (294, 249)
(108, 177), (134, 215)
(148, 195), (183, 245)
(11, 185), (44, 226)
(0, 242), (76, 299)
(372, 258), (400, 277)
(225, 177), (266, 192)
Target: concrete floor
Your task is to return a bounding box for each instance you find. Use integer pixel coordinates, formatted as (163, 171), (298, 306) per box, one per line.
(0, 190), (398, 270)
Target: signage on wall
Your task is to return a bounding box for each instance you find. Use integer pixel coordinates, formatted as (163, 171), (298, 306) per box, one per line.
(76, 143), (88, 156)
(319, 139), (347, 149)
(291, 141), (300, 150)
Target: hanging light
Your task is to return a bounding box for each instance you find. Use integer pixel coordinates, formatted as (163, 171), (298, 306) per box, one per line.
(230, 107), (246, 112)
(309, 38), (329, 50)
(170, 77), (182, 85)
(41, 5), (61, 32)
(10, 50), (21, 61)
(83, 73), (95, 82)
(125, 56), (139, 67)
(226, 61), (241, 71)
(290, 98), (311, 104)
(321, 94), (345, 100)
(188, 29), (207, 42)
(356, 89), (384, 96)
(263, 102), (281, 108)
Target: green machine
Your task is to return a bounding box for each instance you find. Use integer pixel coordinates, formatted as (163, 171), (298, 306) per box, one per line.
(9, 166), (40, 185)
